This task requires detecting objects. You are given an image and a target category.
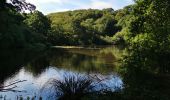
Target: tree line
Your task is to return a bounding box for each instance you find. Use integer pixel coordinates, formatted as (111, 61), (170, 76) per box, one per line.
(1, 0), (170, 72)
(0, 0), (50, 49)
(1, 0), (170, 99)
(47, 8), (121, 45)
(0, 1), (121, 48)
(1, 0), (170, 73)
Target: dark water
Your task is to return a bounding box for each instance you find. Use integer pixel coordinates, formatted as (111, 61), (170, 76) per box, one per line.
(0, 46), (124, 99)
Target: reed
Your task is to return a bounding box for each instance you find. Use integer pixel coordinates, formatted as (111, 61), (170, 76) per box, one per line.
(46, 74), (97, 100)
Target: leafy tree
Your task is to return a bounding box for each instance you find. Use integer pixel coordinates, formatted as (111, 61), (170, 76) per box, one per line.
(0, 0), (48, 49)
(121, 0), (170, 74)
(47, 9), (120, 45)
(24, 11), (50, 36)
(0, 0), (35, 12)
(94, 14), (120, 36)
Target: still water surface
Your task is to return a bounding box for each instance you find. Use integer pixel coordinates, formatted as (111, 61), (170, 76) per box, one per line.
(0, 46), (124, 99)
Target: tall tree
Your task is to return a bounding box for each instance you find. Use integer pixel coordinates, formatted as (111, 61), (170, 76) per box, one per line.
(0, 0), (35, 12)
(24, 11), (50, 35)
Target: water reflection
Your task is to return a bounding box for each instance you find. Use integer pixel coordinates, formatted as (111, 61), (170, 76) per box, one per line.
(0, 49), (43, 83)
(47, 46), (124, 74)
(1, 46), (169, 100)
(0, 46), (124, 99)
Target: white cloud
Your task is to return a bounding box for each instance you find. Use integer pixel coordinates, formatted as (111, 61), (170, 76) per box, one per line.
(26, 0), (69, 4)
(125, 0), (134, 3)
(84, 0), (113, 9)
(70, 0), (115, 11)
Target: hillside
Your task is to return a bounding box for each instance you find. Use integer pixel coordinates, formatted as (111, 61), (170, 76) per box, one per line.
(47, 9), (121, 45)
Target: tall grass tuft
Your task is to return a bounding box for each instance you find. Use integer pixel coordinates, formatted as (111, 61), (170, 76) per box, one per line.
(45, 74), (95, 100)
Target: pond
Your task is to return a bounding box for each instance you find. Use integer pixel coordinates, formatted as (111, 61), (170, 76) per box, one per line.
(0, 46), (124, 100)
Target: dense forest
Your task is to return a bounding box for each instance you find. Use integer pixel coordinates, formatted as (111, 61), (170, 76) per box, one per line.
(1, 0), (169, 47)
(47, 9), (120, 45)
(1, 0), (170, 99)
(0, 0), (50, 49)
(1, 0), (169, 49)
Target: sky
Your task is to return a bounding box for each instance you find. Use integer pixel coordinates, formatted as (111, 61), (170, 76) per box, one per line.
(26, 0), (134, 14)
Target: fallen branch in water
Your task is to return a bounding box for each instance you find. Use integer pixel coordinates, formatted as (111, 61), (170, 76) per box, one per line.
(0, 80), (27, 92)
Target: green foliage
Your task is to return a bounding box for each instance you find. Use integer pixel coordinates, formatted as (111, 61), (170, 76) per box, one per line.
(0, 0), (35, 12)
(112, 0), (170, 73)
(24, 11), (50, 36)
(45, 75), (94, 100)
(113, 1), (170, 99)
(112, 5), (135, 44)
(0, 10), (27, 48)
(126, 0), (170, 73)
(47, 9), (120, 45)
(0, 2), (50, 49)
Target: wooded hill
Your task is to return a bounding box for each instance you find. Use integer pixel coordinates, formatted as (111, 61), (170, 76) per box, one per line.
(47, 8), (121, 45)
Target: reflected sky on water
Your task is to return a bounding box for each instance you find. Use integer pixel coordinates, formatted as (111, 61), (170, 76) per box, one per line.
(0, 46), (124, 99)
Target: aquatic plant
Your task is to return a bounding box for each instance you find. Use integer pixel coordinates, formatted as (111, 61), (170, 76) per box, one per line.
(46, 74), (95, 100)
(42, 72), (123, 100)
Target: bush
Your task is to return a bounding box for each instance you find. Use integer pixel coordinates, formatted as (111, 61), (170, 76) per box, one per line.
(44, 74), (95, 100)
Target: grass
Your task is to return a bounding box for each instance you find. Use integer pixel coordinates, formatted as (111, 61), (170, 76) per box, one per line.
(42, 73), (124, 100)
(46, 74), (95, 100)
